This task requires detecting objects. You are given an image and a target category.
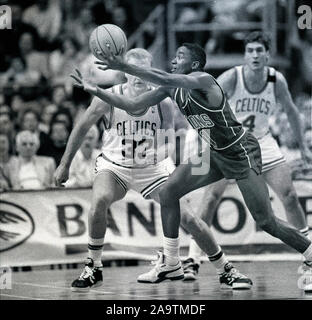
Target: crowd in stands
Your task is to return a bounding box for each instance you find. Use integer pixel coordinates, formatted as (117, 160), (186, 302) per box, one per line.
(0, 0), (311, 191)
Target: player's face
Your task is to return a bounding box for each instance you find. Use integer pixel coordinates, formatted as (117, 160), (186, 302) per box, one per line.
(244, 42), (269, 71)
(171, 47), (193, 74)
(126, 57), (150, 92)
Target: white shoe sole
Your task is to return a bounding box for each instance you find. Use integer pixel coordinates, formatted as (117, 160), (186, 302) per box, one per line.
(220, 282), (252, 290)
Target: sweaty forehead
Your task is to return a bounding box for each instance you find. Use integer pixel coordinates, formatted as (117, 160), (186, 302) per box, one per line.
(245, 42), (266, 50)
(176, 46), (191, 56)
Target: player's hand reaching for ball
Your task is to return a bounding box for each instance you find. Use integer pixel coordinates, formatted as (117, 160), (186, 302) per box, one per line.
(95, 44), (125, 71)
(70, 69), (97, 95)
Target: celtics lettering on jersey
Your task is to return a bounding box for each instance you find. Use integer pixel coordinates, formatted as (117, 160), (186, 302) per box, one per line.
(229, 66), (276, 139)
(101, 84), (163, 167)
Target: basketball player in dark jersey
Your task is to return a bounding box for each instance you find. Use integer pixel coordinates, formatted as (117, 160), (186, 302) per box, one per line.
(73, 43), (312, 291)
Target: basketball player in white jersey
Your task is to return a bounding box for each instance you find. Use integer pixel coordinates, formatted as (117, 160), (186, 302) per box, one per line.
(184, 31), (312, 280)
(54, 49), (252, 292)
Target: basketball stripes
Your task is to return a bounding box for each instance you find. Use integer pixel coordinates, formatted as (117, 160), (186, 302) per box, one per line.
(103, 25), (118, 54)
(141, 176), (168, 198)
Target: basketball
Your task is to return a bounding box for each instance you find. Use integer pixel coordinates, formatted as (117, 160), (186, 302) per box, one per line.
(89, 24), (127, 61)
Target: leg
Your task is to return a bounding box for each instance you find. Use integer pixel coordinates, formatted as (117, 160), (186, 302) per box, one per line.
(149, 181), (253, 288)
(236, 169), (311, 253)
(198, 179), (229, 226)
(71, 171), (126, 292)
(186, 179), (228, 264)
(158, 155), (224, 238)
(88, 171), (126, 239)
(264, 164), (308, 232)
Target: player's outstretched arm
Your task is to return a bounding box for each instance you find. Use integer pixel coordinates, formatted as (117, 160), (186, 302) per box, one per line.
(95, 46), (214, 90)
(71, 69), (170, 112)
(54, 97), (108, 186)
(275, 72), (312, 164)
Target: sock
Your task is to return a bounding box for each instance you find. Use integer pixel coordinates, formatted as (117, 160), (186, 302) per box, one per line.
(300, 227), (310, 240)
(163, 236), (180, 266)
(303, 242), (312, 262)
(208, 248), (228, 275)
(187, 237), (202, 265)
(88, 236), (104, 267)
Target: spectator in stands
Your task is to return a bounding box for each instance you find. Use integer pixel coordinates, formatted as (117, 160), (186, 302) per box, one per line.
(40, 104), (59, 134)
(18, 32), (50, 81)
(0, 112), (16, 155)
(22, 0), (62, 48)
(63, 7), (97, 54)
(9, 130), (55, 190)
(40, 120), (70, 166)
(0, 133), (17, 192)
(66, 125), (101, 188)
(50, 107), (74, 133)
(49, 36), (86, 87)
(19, 109), (51, 156)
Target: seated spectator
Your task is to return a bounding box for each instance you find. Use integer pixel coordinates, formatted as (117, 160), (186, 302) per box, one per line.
(0, 133), (18, 192)
(18, 32), (50, 81)
(40, 104), (59, 134)
(40, 120), (70, 166)
(22, 0), (62, 48)
(49, 36), (86, 87)
(65, 125), (101, 188)
(19, 109), (51, 156)
(50, 107), (74, 133)
(9, 130), (55, 190)
(63, 7), (97, 54)
(0, 112), (16, 155)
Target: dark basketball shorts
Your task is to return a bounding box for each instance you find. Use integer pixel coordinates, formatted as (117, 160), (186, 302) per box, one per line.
(210, 132), (262, 180)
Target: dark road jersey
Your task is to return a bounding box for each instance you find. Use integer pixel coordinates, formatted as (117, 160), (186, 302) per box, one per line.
(172, 78), (245, 150)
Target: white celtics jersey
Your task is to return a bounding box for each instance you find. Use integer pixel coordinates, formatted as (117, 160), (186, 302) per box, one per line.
(229, 66), (277, 139)
(101, 84), (164, 167)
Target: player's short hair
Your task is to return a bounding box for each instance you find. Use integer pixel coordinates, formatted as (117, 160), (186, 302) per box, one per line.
(125, 48), (153, 65)
(182, 43), (207, 69)
(15, 130), (40, 148)
(244, 31), (271, 51)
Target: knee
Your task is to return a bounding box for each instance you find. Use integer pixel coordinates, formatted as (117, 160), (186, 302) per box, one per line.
(257, 215), (278, 233)
(90, 194), (111, 216)
(181, 214), (203, 234)
(281, 187), (299, 208)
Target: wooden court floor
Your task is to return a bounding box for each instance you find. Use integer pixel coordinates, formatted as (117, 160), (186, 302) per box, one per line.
(1, 261), (312, 300)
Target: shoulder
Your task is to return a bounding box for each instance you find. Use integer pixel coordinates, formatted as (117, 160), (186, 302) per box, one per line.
(34, 155), (55, 164)
(275, 71), (290, 95)
(217, 67), (237, 88)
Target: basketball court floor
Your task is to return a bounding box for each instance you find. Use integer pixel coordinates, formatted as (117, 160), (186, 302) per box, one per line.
(1, 261), (312, 300)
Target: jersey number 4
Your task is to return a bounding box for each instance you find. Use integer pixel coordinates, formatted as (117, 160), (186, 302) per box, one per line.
(242, 115), (255, 132)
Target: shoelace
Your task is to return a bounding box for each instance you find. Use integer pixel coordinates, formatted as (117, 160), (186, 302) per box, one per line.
(225, 268), (245, 279)
(79, 266), (94, 280)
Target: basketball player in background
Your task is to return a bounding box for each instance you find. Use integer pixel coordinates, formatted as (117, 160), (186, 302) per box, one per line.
(183, 31), (312, 280)
(90, 41), (312, 292)
(55, 49), (252, 292)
